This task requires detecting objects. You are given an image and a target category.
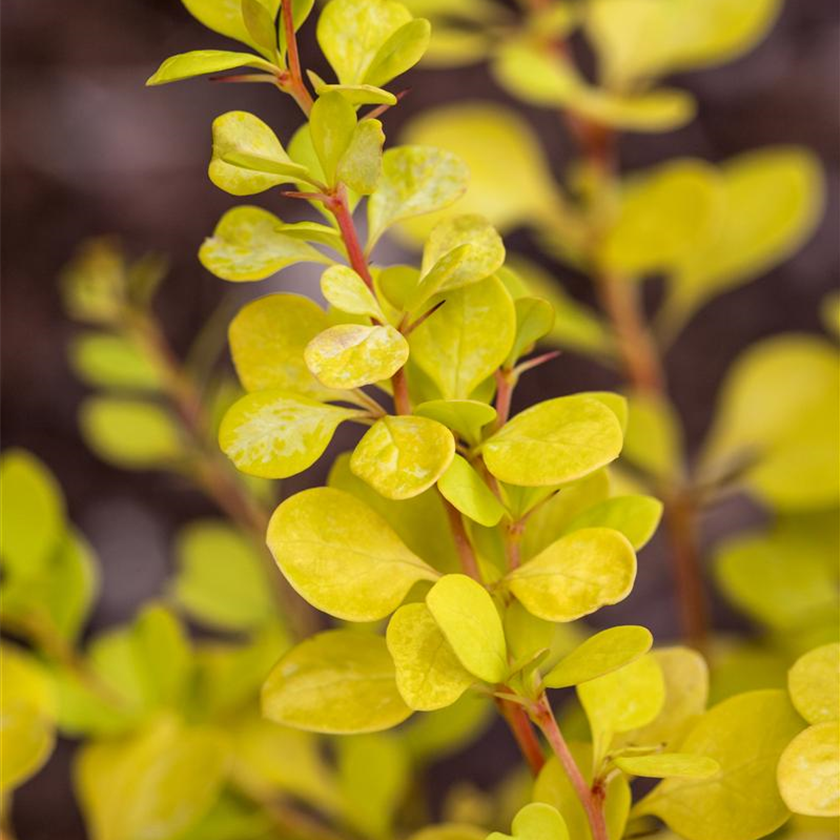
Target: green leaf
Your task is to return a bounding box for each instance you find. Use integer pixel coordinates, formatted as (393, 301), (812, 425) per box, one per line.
(229, 292), (342, 399)
(367, 146), (469, 247)
(310, 91), (357, 185)
(788, 644), (840, 725)
(714, 516), (839, 632)
(438, 455), (505, 527)
(615, 753), (720, 779)
(600, 159), (721, 276)
(329, 452), (461, 574)
(663, 148), (823, 328)
(543, 626), (652, 689)
(262, 629), (412, 732)
(171, 519), (272, 631)
(321, 265), (385, 320)
(413, 400), (496, 447)
(635, 690), (805, 840)
(410, 275), (516, 399)
(398, 104), (560, 242)
(337, 118), (385, 195)
(336, 732), (411, 838)
(613, 646), (709, 752)
(534, 746), (631, 840)
(505, 297), (556, 367)
(80, 397), (182, 469)
(0, 449), (65, 575)
(241, 0), (276, 50)
(364, 17), (431, 86)
(351, 415), (455, 501)
(75, 715), (229, 840)
(487, 802), (570, 840)
(180, 0), (280, 51)
(146, 49), (277, 85)
(267, 487), (439, 620)
(209, 111), (312, 196)
(493, 40), (694, 132)
(425, 574), (508, 683)
(402, 693), (492, 764)
(563, 495), (663, 550)
(579, 654), (665, 765)
(219, 390), (361, 479)
(410, 215), (506, 308)
(587, 0), (782, 87)
(506, 528), (636, 623)
(777, 722), (839, 817)
(386, 603), (475, 710)
(317, 0), (413, 85)
(200, 205), (328, 282)
(307, 70), (398, 105)
(69, 332), (161, 391)
(305, 324), (409, 389)
(701, 334), (839, 509)
(483, 395), (623, 487)
(0, 644), (56, 794)
(502, 258), (612, 360)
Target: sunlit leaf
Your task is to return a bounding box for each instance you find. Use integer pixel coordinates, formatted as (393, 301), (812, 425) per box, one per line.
(563, 495), (663, 550)
(365, 17), (431, 86)
(219, 390), (361, 478)
(209, 111), (312, 196)
(506, 528), (636, 622)
(579, 654), (665, 764)
(386, 603), (475, 710)
(777, 722), (840, 817)
(410, 275), (516, 399)
(351, 415), (455, 500)
(262, 629), (412, 732)
(146, 49), (276, 85)
(483, 395), (623, 487)
(426, 574), (507, 683)
(788, 644), (840, 725)
(487, 802), (570, 840)
(229, 293), (342, 399)
(438, 455), (505, 527)
(267, 487), (439, 620)
(305, 324), (409, 389)
(368, 146), (469, 248)
(543, 626), (652, 689)
(338, 118), (385, 195)
(413, 400), (496, 447)
(635, 689), (804, 840)
(615, 753), (719, 779)
(200, 205), (328, 282)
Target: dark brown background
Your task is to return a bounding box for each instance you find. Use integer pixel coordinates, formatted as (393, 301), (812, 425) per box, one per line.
(2, 1), (838, 836)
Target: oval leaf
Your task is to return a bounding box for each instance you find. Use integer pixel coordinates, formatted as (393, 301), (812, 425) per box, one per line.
(262, 629), (412, 733)
(351, 415), (455, 500)
(267, 487), (439, 620)
(788, 643), (840, 725)
(615, 753), (720, 779)
(777, 722), (839, 817)
(438, 455), (505, 527)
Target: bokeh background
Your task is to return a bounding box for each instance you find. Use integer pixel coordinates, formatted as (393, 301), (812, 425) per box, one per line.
(2, 0), (838, 836)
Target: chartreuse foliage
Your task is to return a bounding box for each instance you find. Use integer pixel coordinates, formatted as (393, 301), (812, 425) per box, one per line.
(3, 1), (837, 839)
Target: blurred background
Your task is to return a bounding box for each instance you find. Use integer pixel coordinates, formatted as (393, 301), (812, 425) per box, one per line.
(1, 0), (838, 836)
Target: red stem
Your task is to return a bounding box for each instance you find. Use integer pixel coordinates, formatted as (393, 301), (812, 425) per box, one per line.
(493, 369), (514, 430)
(328, 188), (375, 291)
(442, 498), (482, 582)
(532, 695), (608, 840)
(497, 698), (545, 775)
(280, 0), (313, 114)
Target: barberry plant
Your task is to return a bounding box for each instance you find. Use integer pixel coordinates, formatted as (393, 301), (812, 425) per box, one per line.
(1, 1), (838, 840)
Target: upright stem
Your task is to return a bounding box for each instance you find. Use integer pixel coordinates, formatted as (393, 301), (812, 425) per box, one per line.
(493, 368), (514, 431)
(442, 497), (482, 582)
(280, 0), (313, 115)
(496, 697), (545, 775)
(532, 695), (608, 840)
